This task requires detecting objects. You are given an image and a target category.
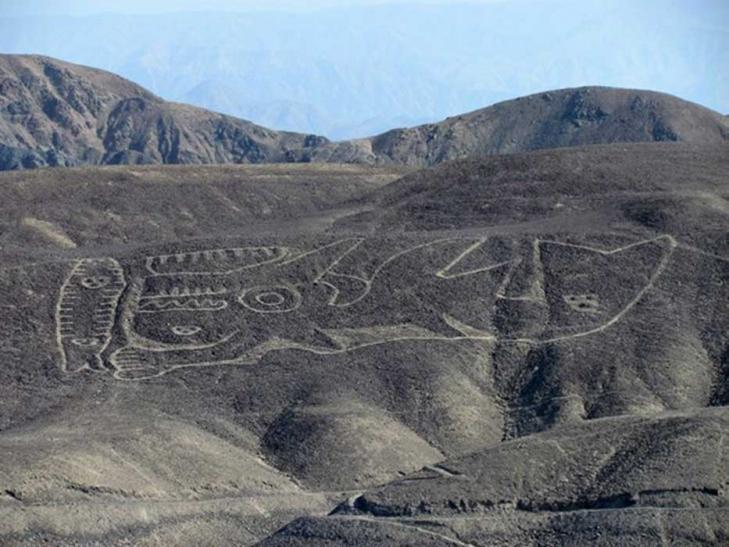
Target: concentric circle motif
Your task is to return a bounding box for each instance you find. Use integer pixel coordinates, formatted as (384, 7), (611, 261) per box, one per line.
(238, 286), (302, 313)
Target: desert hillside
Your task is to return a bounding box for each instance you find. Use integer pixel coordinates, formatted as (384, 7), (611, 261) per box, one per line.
(0, 142), (727, 545)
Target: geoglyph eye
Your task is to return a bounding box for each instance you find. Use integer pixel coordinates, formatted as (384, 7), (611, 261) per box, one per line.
(171, 325), (203, 336)
(563, 293), (600, 313)
(81, 276), (111, 289)
(238, 286), (302, 313)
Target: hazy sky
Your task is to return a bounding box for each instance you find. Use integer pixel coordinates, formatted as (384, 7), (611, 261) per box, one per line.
(3, 0), (509, 15)
(1, 0), (726, 137)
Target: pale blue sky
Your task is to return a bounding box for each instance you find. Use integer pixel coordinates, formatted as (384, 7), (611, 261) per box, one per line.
(3, 0), (508, 14)
(1, 0), (726, 138)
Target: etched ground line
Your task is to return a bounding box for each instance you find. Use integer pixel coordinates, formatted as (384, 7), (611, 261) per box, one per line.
(55, 258), (126, 373)
(330, 237), (495, 308)
(424, 464), (466, 479)
(495, 238), (545, 301)
(335, 515), (478, 547)
(145, 245), (293, 275)
(99, 234), (678, 381)
(508, 234), (678, 345)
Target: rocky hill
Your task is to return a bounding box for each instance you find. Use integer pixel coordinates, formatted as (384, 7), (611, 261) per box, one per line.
(317, 86), (729, 166)
(1, 55), (728, 171)
(0, 54), (328, 170)
(263, 409), (729, 546)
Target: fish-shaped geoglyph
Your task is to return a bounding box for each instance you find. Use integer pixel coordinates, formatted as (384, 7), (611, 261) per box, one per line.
(56, 258), (126, 373)
(55, 235), (677, 380)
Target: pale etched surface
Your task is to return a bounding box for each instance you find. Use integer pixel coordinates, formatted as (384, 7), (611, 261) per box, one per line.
(56, 258), (126, 373)
(53, 235), (678, 381)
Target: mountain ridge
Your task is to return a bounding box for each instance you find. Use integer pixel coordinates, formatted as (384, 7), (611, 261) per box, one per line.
(315, 86), (729, 166)
(1, 54), (728, 171)
(2, 2), (725, 137)
(0, 54), (328, 169)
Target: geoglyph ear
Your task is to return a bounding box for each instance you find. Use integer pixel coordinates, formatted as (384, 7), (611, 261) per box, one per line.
(435, 237), (515, 280)
(276, 238), (364, 285)
(321, 272), (371, 307)
(324, 237), (516, 308)
(538, 234), (676, 263)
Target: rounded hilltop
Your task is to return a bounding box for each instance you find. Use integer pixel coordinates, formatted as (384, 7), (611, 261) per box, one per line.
(1, 54), (728, 170)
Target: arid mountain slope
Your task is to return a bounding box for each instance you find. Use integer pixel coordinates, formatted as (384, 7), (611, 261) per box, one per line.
(317, 87), (729, 166)
(0, 54), (328, 170)
(0, 143), (727, 545)
(1, 55), (728, 170)
(358, 142), (729, 234)
(262, 409), (729, 546)
(0, 163), (406, 264)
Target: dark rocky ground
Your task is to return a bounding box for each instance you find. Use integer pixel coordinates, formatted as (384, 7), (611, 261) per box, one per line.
(2, 54), (728, 171)
(0, 142), (727, 546)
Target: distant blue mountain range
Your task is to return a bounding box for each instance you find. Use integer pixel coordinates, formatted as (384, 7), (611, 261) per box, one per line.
(1, 0), (726, 139)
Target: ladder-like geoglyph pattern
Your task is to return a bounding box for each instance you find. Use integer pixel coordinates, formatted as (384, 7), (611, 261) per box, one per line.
(145, 246), (291, 275)
(56, 258), (126, 373)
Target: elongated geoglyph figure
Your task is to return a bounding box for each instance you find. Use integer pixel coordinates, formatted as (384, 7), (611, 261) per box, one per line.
(54, 235), (677, 380)
(56, 258), (126, 373)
